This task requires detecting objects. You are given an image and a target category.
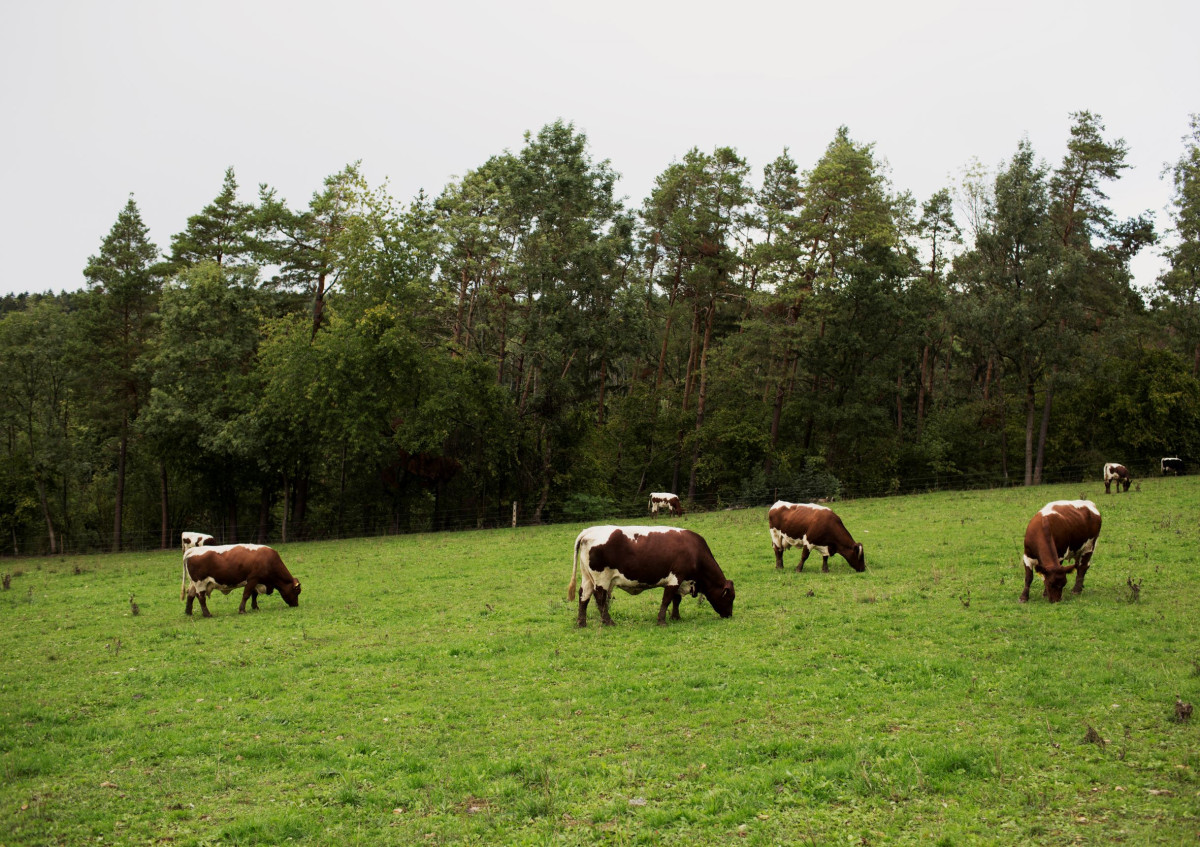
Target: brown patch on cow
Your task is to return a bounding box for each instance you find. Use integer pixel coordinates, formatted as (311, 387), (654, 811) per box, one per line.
(183, 545), (301, 617)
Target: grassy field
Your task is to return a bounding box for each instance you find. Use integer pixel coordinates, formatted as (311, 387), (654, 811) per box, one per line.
(2, 478), (1199, 845)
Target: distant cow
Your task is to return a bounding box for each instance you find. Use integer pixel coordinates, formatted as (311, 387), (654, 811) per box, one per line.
(1021, 500), (1101, 603)
(768, 501), (865, 573)
(1162, 457), (1185, 475)
(567, 526), (734, 626)
(181, 543), (301, 617)
(180, 531), (214, 551)
(1103, 463), (1131, 494)
(648, 492), (684, 516)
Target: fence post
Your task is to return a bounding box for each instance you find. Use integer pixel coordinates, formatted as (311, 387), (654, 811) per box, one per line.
(512, 501), (518, 528)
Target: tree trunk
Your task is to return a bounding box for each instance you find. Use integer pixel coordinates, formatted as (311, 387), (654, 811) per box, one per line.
(311, 272), (328, 339)
(1024, 381), (1036, 487)
(533, 424), (553, 524)
(687, 300), (716, 500)
(281, 472), (289, 544)
(159, 461), (169, 549)
(1034, 379), (1055, 485)
(112, 415), (128, 553)
(35, 476), (56, 555)
(258, 487), (271, 544)
(917, 344), (930, 432)
(597, 357), (607, 425)
(896, 368), (904, 439)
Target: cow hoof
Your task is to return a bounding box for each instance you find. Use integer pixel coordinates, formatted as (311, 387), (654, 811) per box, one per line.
(1018, 596), (1028, 604)
(202, 611), (213, 618)
(601, 619), (616, 627)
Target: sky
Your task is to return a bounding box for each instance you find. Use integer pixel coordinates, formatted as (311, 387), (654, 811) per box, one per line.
(1, 0), (1197, 298)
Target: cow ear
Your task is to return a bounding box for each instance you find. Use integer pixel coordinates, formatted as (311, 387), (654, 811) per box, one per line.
(722, 579), (734, 597)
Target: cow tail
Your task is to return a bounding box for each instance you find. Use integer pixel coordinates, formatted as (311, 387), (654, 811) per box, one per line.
(180, 554), (189, 602)
(567, 535), (581, 602)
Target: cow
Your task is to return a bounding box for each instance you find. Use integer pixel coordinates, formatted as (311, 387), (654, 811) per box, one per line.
(1102, 463), (1131, 494)
(1162, 457), (1185, 475)
(566, 525), (734, 626)
(768, 501), (865, 573)
(1020, 500), (1101, 603)
(180, 531), (214, 551)
(648, 492), (684, 516)
(181, 543), (301, 617)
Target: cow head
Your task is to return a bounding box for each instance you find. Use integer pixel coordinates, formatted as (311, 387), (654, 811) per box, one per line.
(844, 543), (866, 572)
(1042, 566), (1072, 603)
(704, 579), (735, 618)
(279, 578), (302, 607)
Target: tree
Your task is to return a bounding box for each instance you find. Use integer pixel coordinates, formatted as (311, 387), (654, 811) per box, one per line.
(255, 164), (369, 338)
(1157, 114), (1200, 372)
(165, 167), (255, 272)
(81, 196), (160, 551)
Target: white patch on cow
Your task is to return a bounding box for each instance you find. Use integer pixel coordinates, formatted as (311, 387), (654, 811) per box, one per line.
(1039, 500), (1099, 518)
(1022, 553), (1038, 571)
(184, 542), (265, 560)
(771, 500), (830, 513)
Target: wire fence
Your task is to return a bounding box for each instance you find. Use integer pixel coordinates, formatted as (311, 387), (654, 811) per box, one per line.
(4, 457), (1175, 560)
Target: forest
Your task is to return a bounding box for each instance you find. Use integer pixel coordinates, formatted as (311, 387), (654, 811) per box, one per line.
(2, 111), (1199, 556)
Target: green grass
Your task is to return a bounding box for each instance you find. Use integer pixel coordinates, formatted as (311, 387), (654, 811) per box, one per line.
(2, 478), (1199, 845)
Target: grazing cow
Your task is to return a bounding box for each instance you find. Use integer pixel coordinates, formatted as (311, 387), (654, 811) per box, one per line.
(180, 531), (214, 551)
(1162, 457), (1185, 475)
(567, 526), (734, 626)
(1021, 500), (1101, 603)
(768, 501), (865, 573)
(648, 492), (684, 516)
(181, 543), (301, 617)
(1103, 463), (1131, 494)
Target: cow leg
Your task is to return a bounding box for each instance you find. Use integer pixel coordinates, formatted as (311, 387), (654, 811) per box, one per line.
(185, 594), (195, 616)
(1020, 565), (1033, 603)
(658, 586), (680, 625)
(197, 593), (212, 617)
(576, 595), (590, 628)
(797, 547), (810, 572)
(821, 555), (830, 573)
(671, 592), (682, 620)
(238, 585), (255, 613)
(1072, 553), (1093, 595)
(595, 587), (616, 626)
(774, 544), (784, 569)
(1104, 480), (1111, 494)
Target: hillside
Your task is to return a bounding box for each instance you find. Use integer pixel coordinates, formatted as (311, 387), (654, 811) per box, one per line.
(2, 477), (1198, 844)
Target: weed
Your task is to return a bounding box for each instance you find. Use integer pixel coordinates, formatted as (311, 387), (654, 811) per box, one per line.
(1126, 576), (1143, 602)
(2, 572), (9, 589)
(1083, 723), (1105, 747)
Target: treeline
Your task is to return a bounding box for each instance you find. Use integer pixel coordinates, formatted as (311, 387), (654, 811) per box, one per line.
(3, 113), (1200, 556)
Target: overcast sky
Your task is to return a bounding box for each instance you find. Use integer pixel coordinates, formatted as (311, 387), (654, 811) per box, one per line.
(1, 0), (1196, 299)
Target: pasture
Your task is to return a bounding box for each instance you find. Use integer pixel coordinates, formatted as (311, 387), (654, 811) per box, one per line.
(2, 478), (1199, 845)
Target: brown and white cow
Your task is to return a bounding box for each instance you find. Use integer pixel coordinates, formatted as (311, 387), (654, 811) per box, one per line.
(181, 543), (301, 617)
(1102, 463), (1131, 494)
(1162, 457), (1185, 475)
(768, 501), (865, 573)
(567, 526), (734, 626)
(180, 531), (214, 551)
(1021, 500), (1101, 603)
(648, 492), (684, 517)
